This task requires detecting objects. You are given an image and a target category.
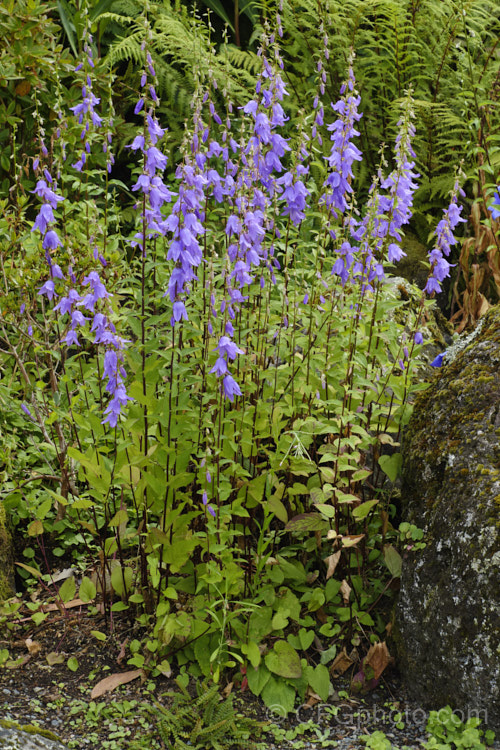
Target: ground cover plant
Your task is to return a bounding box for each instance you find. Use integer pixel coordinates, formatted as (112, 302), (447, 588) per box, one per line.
(0, 0), (499, 726)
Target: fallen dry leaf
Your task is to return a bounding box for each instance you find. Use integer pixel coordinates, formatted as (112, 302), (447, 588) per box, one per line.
(50, 568), (76, 584)
(340, 579), (352, 604)
(91, 669), (144, 699)
(25, 638), (42, 656)
(304, 687), (322, 708)
(363, 641), (392, 681)
(324, 551), (341, 580)
(45, 598), (88, 612)
(330, 648), (353, 677)
(46, 652), (65, 666)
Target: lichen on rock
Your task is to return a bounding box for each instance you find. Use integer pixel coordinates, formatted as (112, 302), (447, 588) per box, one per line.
(395, 304), (500, 734)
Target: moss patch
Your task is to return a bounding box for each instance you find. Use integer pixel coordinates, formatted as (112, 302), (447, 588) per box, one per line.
(0, 502), (14, 602)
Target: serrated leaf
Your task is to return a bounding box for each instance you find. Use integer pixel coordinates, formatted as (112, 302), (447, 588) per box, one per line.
(265, 640), (301, 679)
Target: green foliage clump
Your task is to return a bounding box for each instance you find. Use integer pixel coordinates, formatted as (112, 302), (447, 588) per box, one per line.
(0, 0), (498, 723)
(130, 680), (263, 750)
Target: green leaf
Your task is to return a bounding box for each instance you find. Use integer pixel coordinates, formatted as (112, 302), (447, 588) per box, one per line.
(352, 499), (379, 520)
(31, 612), (48, 626)
(28, 520), (44, 537)
(242, 641), (261, 669)
(378, 453), (403, 482)
(320, 644), (337, 665)
(79, 576), (96, 603)
(261, 675), (296, 716)
(383, 544), (402, 578)
(58, 576), (76, 603)
(265, 640), (301, 679)
(110, 566), (133, 599)
(308, 663), (330, 701)
(285, 513), (328, 533)
(91, 631), (107, 641)
(16, 562), (42, 579)
(272, 611), (289, 630)
(247, 663), (270, 697)
(67, 656), (79, 672)
(249, 606), (274, 642)
(298, 628), (315, 651)
(56, 0), (78, 59)
(266, 494), (288, 524)
(200, 0), (235, 31)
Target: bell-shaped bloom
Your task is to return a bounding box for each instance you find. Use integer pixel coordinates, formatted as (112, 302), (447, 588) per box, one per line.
(222, 374), (242, 402)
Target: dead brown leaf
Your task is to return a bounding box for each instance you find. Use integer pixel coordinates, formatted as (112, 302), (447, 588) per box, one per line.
(324, 551), (341, 580)
(304, 687), (322, 707)
(45, 598), (88, 612)
(340, 579), (351, 604)
(90, 669), (144, 699)
(46, 652), (65, 666)
(330, 648), (353, 677)
(363, 642), (392, 681)
(25, 638), (42, 656)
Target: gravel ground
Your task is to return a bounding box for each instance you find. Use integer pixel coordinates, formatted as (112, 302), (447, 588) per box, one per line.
(0, 673), (473, 750)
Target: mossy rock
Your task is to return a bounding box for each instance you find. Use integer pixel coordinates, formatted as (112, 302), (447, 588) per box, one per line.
(0, 720), (65, 749)
(395, 305), (500, 733)
(0, 502), (14, 602)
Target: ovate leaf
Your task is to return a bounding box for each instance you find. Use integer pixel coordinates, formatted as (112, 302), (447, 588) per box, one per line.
(352, 500), (378, 520)
(383, 544), (402, 578)
(58, 576), (76, 603)
(79, 576), (97, 603)
(308, 663), (330, 701)
(110, 566), (133, 599)
(285, 513), (328, 533)
(265, 640), (301, 679)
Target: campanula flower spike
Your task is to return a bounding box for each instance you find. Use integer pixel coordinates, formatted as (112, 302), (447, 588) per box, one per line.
(425, 176), (466, 296)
